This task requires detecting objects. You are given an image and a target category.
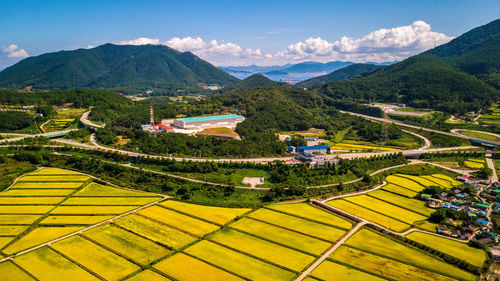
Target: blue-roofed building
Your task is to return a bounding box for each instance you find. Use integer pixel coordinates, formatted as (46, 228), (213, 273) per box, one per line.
(173, 114), (245, 129)
(475, 219), (489, 226)
(296, 145), (331, 155)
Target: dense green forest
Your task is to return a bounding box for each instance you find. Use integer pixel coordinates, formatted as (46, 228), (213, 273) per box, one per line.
(94, 87), (402, 157)
(0, 44), (238, 94)
(296, 63), (382, 87)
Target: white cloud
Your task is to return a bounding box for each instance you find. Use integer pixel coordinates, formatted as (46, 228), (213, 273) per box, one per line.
(119, 37), (160, 45)
(2, 44), (29, 58)
(117, 21), (452, 65)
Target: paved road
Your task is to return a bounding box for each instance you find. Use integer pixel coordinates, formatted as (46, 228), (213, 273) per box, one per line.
(485, 154), (498, 184)
(0, 129), (78, 143)
(80, 111), (105, 129)
(295, 221), (367, 281)
(403, 129), (431, 150)
(339, 110), (500, 146)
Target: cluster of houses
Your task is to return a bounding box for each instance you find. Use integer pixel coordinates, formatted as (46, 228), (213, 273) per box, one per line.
(419, 176), (499, 247)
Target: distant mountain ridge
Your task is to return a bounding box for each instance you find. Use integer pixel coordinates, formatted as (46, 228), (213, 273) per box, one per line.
(295, 63), (382, 87)
(0, 44), (239, 93)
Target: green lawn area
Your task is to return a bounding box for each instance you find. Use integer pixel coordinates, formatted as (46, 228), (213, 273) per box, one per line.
(459, 130), (500, 141)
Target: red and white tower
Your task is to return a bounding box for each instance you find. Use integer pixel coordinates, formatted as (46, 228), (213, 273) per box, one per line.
(150, 106), (154, 126)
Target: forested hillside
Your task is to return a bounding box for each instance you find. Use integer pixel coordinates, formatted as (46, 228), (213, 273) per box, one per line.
(296, 63), (381, 87)
(0, 44), (239, 93)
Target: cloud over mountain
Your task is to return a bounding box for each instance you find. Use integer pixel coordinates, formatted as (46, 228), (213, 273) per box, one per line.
(118, 21), (452, 65)
(2, 45), (29, 58)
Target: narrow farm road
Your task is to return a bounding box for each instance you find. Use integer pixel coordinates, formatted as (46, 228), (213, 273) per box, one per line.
(485, 155), (498, 184)
(295, 221), (367, 281)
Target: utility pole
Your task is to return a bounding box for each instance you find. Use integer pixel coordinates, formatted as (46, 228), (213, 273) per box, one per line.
(380, 113), (389, 142)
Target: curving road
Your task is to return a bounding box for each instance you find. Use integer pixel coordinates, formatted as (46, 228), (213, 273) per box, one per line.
(451, 129), (500, 141)
(339, 110), (500, 146)
(80, 111), (105, 129)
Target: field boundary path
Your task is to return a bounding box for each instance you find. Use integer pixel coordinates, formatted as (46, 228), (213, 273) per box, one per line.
(295, 221), (367, 281)
(485, 154), (498, 184)
(80, 111), (105, 129)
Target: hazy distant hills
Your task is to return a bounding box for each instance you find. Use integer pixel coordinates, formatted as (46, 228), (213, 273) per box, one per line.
(317, 19), (500, 114)
(0, 44), (239, 93)
(295, 63), (382, 87)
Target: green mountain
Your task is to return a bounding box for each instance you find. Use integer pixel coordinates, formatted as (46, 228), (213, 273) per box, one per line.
(223, 74), (289, 92)
(295, 63), (382, 87)
(424, 19), (500, 87)
(0, 44), (239, 93)
(317, 19), (500, 114)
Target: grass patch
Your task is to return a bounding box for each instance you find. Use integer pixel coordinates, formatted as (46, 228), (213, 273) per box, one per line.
(459, 130), (500, 141)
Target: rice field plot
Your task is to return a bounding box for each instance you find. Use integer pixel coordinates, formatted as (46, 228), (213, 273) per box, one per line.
(248, 208), (346, 242)
(0, 197), (65, 205)
(368, 190), (434, 216)
(431, 174), (462, 186)
(464, 159), (485, 169)
(0, 189), (74, 196)
(382, 183), (418, 197)
(397, 174), (440, 187)
(12, 246), (99, 281)
(52, 235), (140, 280)
(29, 168), (81, 175)
(154, 252), (243, 281)
(0, 260), (36, 281)
(0, 214), (40, 224)
(83, 224), (170, 265)
(343, 195), (427, 224)
(50, 205), (137, 215)
(327, 200), (409, 232)
(209, 228), (315, 272)
(310, 260), (385, 281)
(114, 214), (197, 250)
(330, 142), (400, 152)
(126, 270), (170, 281)
(344, 228), (476, 281)
(3, 226), (83, 255)
(61, 196), (158, 206)
(17, 175), (90, 182)
(185, 240), (296, 281)
(73, 183), (157, 197)
(266, 203), (352, 230)
(386, 175), (425, 192)
(0, 205), (53, 214)
(329, 246), (462, 281)
(138, 205), (219, 237)
(10, 182), (84, 189)
(159, 200), (251, 225)
(0, 237), (14, 248)
(0, 225), (30, 235)
(230, 217), (331, 256)
(39, 215), (113, 225)
(406, 231), (487, 267)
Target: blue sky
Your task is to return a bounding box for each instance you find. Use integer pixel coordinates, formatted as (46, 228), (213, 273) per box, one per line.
(1, 0), (499, 68)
